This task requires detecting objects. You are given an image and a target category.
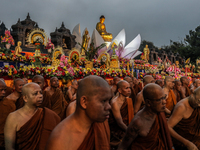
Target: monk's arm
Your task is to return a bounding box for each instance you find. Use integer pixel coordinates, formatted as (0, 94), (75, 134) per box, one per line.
(168, 104), (198, 149)
(117, 120), (140, 150)
(180, 86), (186, 98)
(111, 102), (127, 131)
(67, 88), (73, 101)
(134, 93), (142, 114)
(164, 107), (171, 115)
(4, 114), (17, 150)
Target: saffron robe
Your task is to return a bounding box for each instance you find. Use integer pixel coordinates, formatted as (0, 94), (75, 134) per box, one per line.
(77, 120), (110, 150)
(184, 85), (191, 97)
(5, 86), (13, 97)
(0, 98), (16, 148)
(15, 95), (24, 110)
(49, 88), (68, 120)
(40, 91), (52, 109)
(173, 108), (200, 149)
(131, 112), (173, 150)
(134, 84), (142, 96)
(173, 89), (181, 102)
(15, 107), (60, 150)
(109, 98), (134, 145)
(166, 90), (177, 117)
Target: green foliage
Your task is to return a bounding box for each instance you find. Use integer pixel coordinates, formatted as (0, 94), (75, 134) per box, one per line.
(162, 25), (200, 64)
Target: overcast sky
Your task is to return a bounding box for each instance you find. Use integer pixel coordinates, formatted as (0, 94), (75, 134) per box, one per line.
(1, 0), (200, 47)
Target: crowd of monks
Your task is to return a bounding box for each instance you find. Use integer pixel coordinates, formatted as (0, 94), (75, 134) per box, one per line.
(0, 74), (200, 150)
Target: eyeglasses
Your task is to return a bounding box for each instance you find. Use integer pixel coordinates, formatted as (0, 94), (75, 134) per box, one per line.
(148, 94), (167, 102)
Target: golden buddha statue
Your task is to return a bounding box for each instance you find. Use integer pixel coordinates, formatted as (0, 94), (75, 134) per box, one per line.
(62, 38), (68, 49)
(96, 15), (113, 42)
(143, 44), (150, 62)
(81, 29), (90, 56)
(14, 41), (22, 55)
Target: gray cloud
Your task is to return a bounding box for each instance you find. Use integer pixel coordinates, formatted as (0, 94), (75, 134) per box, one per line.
(1, 0), (200, 47)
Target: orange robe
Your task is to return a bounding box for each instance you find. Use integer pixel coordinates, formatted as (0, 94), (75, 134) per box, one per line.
(109, 98), (134, 146)
(0, 98), (16, 149)
(131, 112), (173, 150)
(166, 90), (177, 117)
(49, 88), (68, 120)
(15, 95), (24, 110)
(134, 84), (142, 96)
(15, 107), (60, 150)
(173, 89), (181, 102)
(40, 91), (51, 109)
(173, 108), (200, 149)
(185, 85), (191, 97)
(77, 120), (110, 150)
(5, 86), (13, 97)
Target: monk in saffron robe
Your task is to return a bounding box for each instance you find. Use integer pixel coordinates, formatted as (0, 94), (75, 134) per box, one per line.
(124, 76), (136, 104)
(155, 79), (164, 88)
(133, 77), (142, 95)
(163, 76), (177, 117)
(109, 80), (134, 149)
(168, 87), (200, 150)
(111, 77), (121, 95)
(4, 83), (60, 150)
(180, 76), (191, 98)
(134, 75), (155, 114)
(0, 80), (16, 149)
(46, 77), (68, 120)
(190, 79), (200, 93)
(46, 75), (112, 150)
(6, 78), (24, 109)
(118, 83), (173, 150)
(32, 75), (51, 109)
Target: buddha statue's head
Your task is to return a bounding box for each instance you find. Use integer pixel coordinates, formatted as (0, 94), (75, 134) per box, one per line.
(85, 29), (89, 35)
(17, 41), (22, 46)
(145, 45), (148, 48)
(100, 15), (105, 23)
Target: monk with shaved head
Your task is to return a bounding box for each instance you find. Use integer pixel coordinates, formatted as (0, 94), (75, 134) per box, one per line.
(0, 80), (16, 149)
(111, 77), (121, 95)
(124, 76), (136, 104)
(155, 79), (164, 88)
(163, 76), (176, 117)
(134, 75), (155, 114)
(46, 77), (68, 120)
(168, 87), (200, 150)
(109, 80), (134, 149)
(118, 83), (172, 150)
(4, 83), (60, 150)
(190, 79), (200, 94)
(32, 75), (51, 109)
(46, 75), (112, 150)
(180, 76), (191, 98)
(6, 78), (24, 109)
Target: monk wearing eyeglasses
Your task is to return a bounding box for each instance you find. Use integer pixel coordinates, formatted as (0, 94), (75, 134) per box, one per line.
(118, 83), (173, 150)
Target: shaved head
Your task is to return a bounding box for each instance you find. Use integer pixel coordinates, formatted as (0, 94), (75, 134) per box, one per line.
(32, 75), (45, 90)
(0, 79), (6, 86)
(14, 78), (24, 86)
(143, 75), (155, 85)
(155, 79), (163, 88)
(180, 76), (189, 86)
(22, 82), (40, 96)
(124, 76), (133, 87)
(0, 80), (6, 100)
(143, 83), (163, 101)
(77, 75), (111, 106)
(113, 77), (121, 85)
(194, 79), (200, 88)
(117, 80), (129, 91)
(32, 75), (44, 83)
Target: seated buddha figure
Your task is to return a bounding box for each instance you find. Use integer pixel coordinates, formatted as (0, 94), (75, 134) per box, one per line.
(14, 41), (22, 55)
(96, 15), (113, 42)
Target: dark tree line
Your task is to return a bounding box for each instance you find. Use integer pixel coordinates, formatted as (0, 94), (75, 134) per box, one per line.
(137, 25), (200, 64)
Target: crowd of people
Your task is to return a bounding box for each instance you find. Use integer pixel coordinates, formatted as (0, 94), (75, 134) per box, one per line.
(0, 74), (200, 150)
